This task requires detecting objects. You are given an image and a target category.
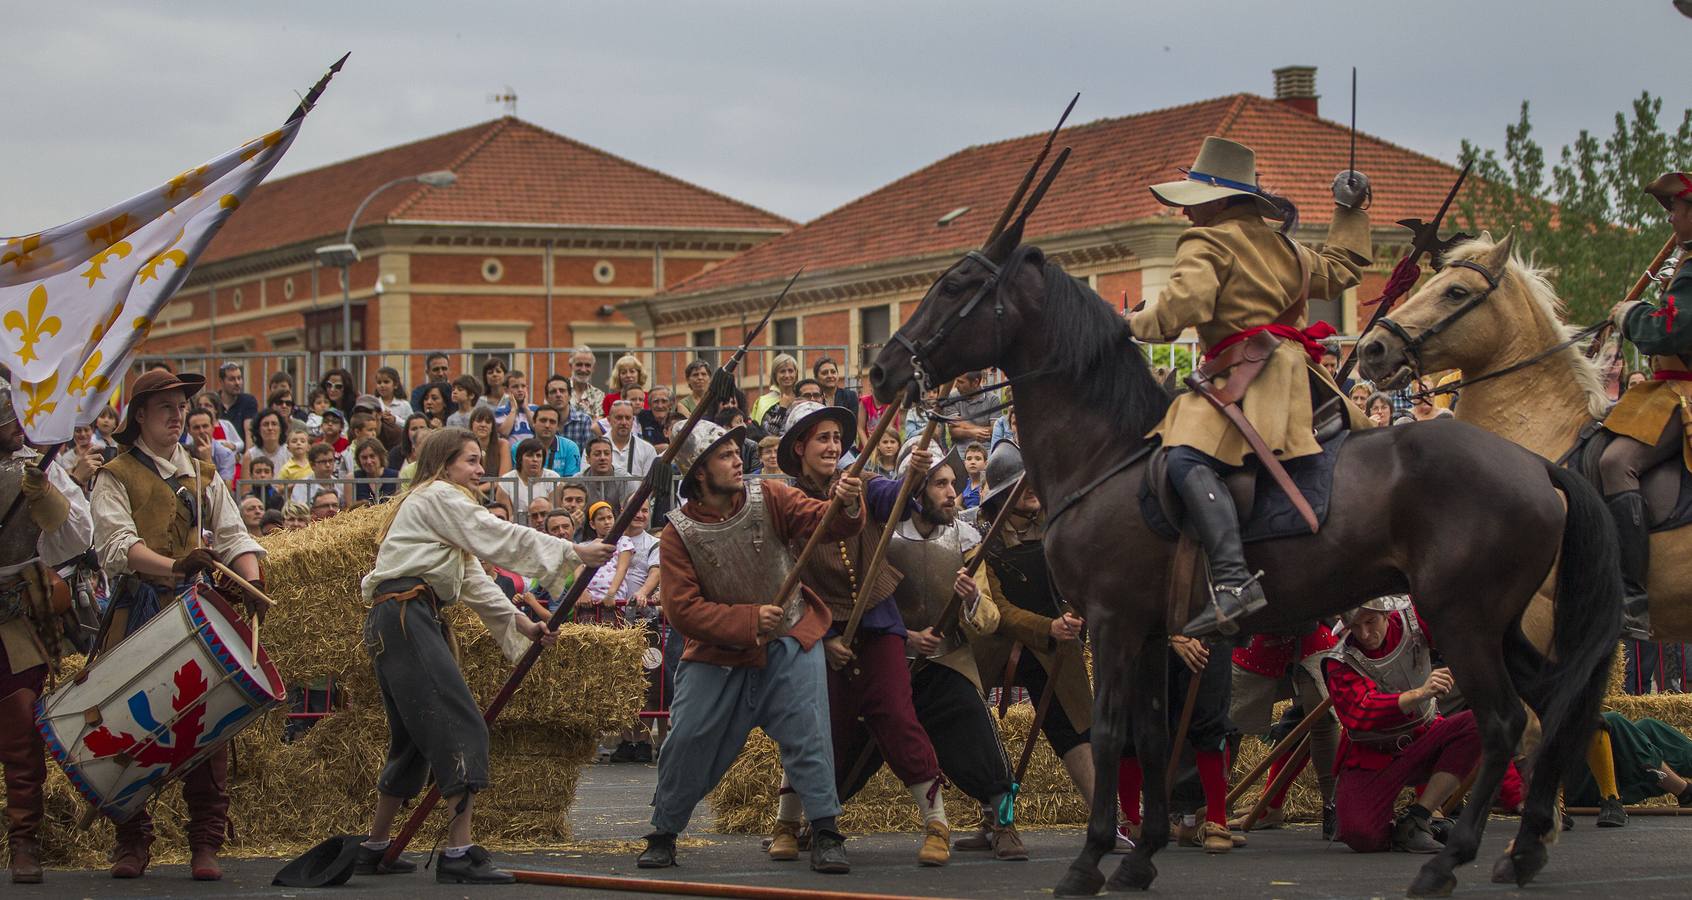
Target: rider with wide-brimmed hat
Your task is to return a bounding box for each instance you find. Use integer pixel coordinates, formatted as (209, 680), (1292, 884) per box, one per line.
(1599, 171), (1692, 640)
(1129, 136), (1373, 637)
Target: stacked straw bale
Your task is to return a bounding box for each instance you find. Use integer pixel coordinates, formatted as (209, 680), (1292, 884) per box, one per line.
(39, 502), (645, 866)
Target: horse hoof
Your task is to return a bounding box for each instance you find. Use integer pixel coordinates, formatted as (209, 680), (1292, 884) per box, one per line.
(1106, 857), (1157, 892)
(1055, 864), (1106, 897)
(1490, 854), (1517, 885)
(1508, 842), (1548, 887)
(1407, 866), (1457, 898)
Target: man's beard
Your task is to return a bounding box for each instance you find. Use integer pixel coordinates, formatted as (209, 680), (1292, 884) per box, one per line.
(919, 500), (954, 527)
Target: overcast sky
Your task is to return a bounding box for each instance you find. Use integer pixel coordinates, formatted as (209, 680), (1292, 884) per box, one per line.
(3, 1), (1686, 234)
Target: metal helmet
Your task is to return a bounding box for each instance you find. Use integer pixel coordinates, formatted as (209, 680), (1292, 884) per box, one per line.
(1342, 594), (1411, 624)
(895, 436), (966, 485)
(0, 388), (16, 428)
(675, 420), (746, 500)
(978, 438), (1025, 511)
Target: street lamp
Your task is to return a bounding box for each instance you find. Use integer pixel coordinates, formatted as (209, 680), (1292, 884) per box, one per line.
(316, 169), (458, 365)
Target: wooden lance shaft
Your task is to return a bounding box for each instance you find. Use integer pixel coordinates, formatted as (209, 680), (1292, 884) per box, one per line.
(1240, 734), (1311, 832)
(384, 270), (801, 867)
(839, 381), (955, 645)
(1164, 660), (1205, 798)
(1226, 696), (1334, 808)
(1586, 233), (1680, 356)
(768, 389), (907, 637)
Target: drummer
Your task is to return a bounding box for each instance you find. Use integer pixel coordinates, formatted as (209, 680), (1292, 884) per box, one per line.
(1, 389), (88, 886)
(90, 369), (265, 882)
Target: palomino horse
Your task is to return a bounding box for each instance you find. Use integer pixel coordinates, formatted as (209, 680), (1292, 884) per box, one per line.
(1357, 233), (1692, 643)
(869, 242), (1620, 897)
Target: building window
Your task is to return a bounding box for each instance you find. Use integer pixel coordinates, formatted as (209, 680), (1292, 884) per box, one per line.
(690, 328), (717, 366)
(481, 258), (505, 283)
(470, 344), (515, 373)
(859, 305), (891, 369)
(772, 317), (798, 350)
(303, 308), (365, 355)
(282, 277), (296, 300)
(593, 260), (616, 285)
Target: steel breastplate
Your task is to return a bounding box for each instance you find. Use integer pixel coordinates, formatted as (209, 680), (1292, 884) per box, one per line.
(668, 481), (802, 630)
(0, 459), (42, 570)
(887, 520), (972, 656)
(1327, 611), (1436, 747)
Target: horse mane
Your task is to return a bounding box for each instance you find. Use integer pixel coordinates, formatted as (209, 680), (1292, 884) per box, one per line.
(1443, 236), (1611, 419)
(1010, 245), (1172, 445)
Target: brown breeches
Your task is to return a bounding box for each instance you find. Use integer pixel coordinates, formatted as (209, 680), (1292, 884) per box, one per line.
(1600, 416), (1682, 497)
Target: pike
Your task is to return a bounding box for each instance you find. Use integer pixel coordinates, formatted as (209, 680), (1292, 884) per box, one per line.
(382, 266), (803, 867)
(1336, 162), (1473, 384)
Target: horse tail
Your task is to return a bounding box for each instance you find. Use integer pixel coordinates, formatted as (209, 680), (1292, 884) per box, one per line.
(1530, 463), (1622, 785)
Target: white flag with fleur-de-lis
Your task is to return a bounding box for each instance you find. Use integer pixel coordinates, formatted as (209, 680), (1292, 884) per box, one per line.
(0, 117), (302, 442)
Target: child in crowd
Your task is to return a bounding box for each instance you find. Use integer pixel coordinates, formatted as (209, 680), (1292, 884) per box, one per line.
(92, 405), (119, 451)
(447, 375), (481, 428)
(304, 443), (338, 506)
(305, 388), (329, 435)
(960, 442), (987, 509)
(576, 501), (635, 622)
(278, 428), (313, 497)
(373, 365), (413, 425)
(244, 457), (286, 510)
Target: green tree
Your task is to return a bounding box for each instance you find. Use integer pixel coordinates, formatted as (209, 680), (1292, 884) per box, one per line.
(1454, 93), (1691, 323)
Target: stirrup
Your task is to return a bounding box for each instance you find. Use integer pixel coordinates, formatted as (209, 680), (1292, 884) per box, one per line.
(1184, 570), (1266, 638)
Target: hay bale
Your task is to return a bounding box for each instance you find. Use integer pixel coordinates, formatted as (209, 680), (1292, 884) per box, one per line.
(39, 505), (645, 866)
(709, 703), (1088, 833)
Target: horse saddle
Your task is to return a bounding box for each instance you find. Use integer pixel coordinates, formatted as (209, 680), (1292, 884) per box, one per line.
(1140, 397), (1351, 545)
(1566, 426), (1692, 532)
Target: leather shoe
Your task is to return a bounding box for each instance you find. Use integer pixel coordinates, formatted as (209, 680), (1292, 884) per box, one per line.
(767, 820), (801, 861)
(1392, 809), (1443, 853)
(1597, 797), (1628, 828)
(1322, 803), (1337, 841)
(8, 839), (42, 884)
(637, 832), (677, 869)
(1200, 821), (1236, 854)
(435, 845), (514, 884)
(109, 843), (150, 879)
(952, 823), (992, 851)
(991, 823), (1028, 861)
(1227, 806), (1283, 831)
(353, 844), (417, 875)
(190, 846), (222, 881)
(810, 829), (849, 874)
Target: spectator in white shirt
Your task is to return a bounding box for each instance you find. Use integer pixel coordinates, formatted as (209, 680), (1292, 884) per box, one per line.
(606, 400), (656, 479)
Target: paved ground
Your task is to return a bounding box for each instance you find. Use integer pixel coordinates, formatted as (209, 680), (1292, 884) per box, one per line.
(21, 761), (1692, 898)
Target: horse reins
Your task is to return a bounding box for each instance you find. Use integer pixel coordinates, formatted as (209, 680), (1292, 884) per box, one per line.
(1411, 319), (1611, 401)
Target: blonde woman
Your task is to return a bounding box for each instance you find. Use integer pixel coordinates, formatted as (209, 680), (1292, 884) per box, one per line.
(602, 353), (648, 416)
(750, 352), (800, 434)
(357, 427), (613, 882)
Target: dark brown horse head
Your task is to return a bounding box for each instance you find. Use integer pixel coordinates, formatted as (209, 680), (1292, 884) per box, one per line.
(869, 245), (1046, 403)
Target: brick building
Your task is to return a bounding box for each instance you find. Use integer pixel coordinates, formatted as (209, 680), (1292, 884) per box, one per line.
(142, 116), (790, 390)
(624, 67), (1472, 388)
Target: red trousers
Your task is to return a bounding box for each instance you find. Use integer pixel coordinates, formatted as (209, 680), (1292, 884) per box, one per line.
(828, 632), (940, 788)
(1334, 711), (1481, 852)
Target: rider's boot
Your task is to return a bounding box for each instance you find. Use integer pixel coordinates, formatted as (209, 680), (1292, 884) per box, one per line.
(1607, 491), (1651, 641)
(1176, 466), (1266, 638)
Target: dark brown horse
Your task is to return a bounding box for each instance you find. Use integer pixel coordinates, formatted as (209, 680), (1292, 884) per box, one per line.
(869, 243), (1620, 897)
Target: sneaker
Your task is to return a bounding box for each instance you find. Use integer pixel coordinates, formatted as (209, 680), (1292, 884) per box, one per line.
(1597, 797), (1628, 828)
(435, 845), (515, 884)
(810, 829), (849, 874)
(637, 832), (678, 869)
(354, 844), (418, 875)
(1391, 810), (1442, 854)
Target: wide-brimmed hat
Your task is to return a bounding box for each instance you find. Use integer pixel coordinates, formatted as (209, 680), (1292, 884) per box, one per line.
(675, 419), (746, 500)
(979, 438), (1026, 512)
(777, 399), (856, 478)
(1149, 136), (1284, 220)
(115, 370), (206, 445)
(270, 834), (363, 887)
(1644, 172), (1692, 211)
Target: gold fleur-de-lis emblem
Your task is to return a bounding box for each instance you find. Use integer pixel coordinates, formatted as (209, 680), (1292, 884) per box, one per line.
(4, 285), (61, 364)
(20, 373), (57, 428)
(136, 229), (188, 285)
(164, 165), (209, 200)
(219, 194), (240, 210)
(238, 130), (283, 163)
(1, 234), (50, 271)
(84, 214), (136, 249)
(132, 316), (155, 342)
(88, 302), (125, 346)
(79, 241), (132, 288)
(69, 351), (109, 398)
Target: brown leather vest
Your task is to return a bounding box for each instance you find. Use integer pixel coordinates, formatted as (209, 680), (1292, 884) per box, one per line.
(99, 450), (217, 585)
(793, 476), (902, 623)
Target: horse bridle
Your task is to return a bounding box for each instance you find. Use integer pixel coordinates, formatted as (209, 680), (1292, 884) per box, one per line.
(892, 250), (1006, 397)
(1371, 258), (1501, 375)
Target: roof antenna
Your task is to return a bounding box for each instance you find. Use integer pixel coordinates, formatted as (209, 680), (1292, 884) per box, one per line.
(488, 86), (518, 116)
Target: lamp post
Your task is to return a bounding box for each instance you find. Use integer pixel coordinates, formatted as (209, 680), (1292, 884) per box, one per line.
(316, 170), (457, 369)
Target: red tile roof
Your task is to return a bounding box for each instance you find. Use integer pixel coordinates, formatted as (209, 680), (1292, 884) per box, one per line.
(665, 93), (1469, 296)
(201, 117), (791, 264)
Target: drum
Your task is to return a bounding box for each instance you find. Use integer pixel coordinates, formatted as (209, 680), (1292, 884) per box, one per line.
(33, 583), (282, 822)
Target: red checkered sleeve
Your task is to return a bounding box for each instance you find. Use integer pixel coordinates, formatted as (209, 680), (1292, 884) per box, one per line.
(1322, 657), (1417, 735)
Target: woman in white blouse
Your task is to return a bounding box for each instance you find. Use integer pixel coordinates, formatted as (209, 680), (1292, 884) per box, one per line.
(356, 427), (613, 883)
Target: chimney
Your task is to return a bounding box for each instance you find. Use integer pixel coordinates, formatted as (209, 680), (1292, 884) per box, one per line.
(1272, 65), (1319, 116)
